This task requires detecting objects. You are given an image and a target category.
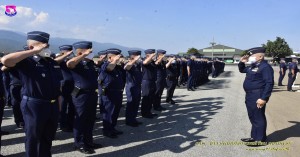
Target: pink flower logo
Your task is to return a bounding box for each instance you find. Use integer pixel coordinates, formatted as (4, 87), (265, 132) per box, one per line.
(5, 5), (17, 17)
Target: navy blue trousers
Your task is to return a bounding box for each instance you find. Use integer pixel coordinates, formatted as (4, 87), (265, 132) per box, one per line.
(153, 79), (166, 109)
(166, 79), (177, 101)
(141, 80), (156, 116)
(287, 74), (296, 91)
(187, 74), (193, 89)
(21, 98), (59, 157)
(73, 92), (97, 147)
(278, 72), (286, 86)
(101, 90), (123, 131)
(125, 84), (141, 123)
(60, 81), (74, 130)
(0, 98), (5, 151)
(245, 90), (267, 141)
(10, 85), (24, 125)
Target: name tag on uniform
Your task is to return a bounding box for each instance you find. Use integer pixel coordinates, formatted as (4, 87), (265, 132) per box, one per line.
(252, 67), (258, 72)
(54, 65), (60, 68)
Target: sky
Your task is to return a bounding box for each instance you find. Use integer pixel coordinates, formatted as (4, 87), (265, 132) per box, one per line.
(0, 0), (299, 53)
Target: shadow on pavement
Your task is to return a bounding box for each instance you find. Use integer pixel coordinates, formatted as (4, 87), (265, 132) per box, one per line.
(267, 121), (300, 142)
(87, 97), (224, 157)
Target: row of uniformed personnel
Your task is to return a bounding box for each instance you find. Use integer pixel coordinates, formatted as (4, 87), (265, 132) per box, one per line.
(0, 31), (182, 156)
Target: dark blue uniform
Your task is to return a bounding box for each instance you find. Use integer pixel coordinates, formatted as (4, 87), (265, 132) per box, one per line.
(125, 61), (142, 124)
(141, 61), (157, 117)
(166, 61), (178, 103)
(70, 60), (98, 148)
(3, 71), (11, 107)
(179, 59), (188, 85)
(59, 60), (75, 131)
(239, 60), (274, 141)
(287, 62), (298, 91)
(153, 61), (166, 110)
(0, 63), (6, 154)
(100, 61), (124, 134)
(187, 59), (194, 90)
(17, 56), (62, 157)
(9, 68), (24, 127)
(278, 62), (287, 86)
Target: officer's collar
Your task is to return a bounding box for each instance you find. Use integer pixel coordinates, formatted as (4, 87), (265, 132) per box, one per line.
(33, 55), (42, 62)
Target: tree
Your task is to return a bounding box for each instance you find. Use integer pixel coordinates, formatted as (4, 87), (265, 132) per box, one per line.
(240, 50), (248, 56)
(186, 47), (199, 54)
(262, 37), (293, 59)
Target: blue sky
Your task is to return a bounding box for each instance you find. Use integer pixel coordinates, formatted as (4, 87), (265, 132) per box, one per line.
(0, 0), (299, 53)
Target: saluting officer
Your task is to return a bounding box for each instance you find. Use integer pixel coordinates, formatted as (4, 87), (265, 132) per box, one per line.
(67, 41), (101, 154)
(166, 55), (178, 104)
(0, 53), (6, 157)
(54, 45), (75, 132)
(124, 50), (143, 127)
(99, 49), (124, 138)
(141, 49), (158, 118)
(1, 31), (63, 157)
(1, 48), (27, 129)
(238, 47), (274, 146)
(96, 51), (107, 111)
(153, 49), (167, 111)
(278, 58), (287, 86)
(187, 55), (196, 91)
(287, 58), (299, 91)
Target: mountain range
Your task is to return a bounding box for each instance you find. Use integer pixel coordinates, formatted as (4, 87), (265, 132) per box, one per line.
(0, 30), (143, 56)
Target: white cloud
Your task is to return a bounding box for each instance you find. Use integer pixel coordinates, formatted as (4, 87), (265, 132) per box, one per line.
(0, 5), (48, 27)
(29, 12), (49, 26)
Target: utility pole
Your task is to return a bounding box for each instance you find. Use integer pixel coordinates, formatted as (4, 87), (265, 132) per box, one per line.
(210, 37), (216, 60)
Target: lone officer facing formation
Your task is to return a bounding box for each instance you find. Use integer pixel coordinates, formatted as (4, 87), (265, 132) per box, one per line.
(238, 47), (274, 146)
(287, 58), (299, 92)
(67, 41), (101, 154)
(278, 58), (287, 86)
(1, 31), (63, 157)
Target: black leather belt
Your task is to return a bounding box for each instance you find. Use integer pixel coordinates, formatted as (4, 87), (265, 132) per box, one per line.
(23, 96), (56, 103)
(245, 89), (262, 93)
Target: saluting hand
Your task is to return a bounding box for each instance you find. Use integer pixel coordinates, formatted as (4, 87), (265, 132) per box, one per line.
(256, 99), (266, 108)
(82, 49), (92, 56)
(133, 55), (141, 61)
(240, 55), (249, 63)
(32, 43), (48, 52)
(113, 54), (121, 62)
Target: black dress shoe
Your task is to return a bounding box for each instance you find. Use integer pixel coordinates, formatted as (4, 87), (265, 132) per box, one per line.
(0, 131), (10, 136)
(154, 106), (166, 111)
(16, 122), (25, 129)
(241, 138), (255, 142)
(169, 100), (176, 104)
(103, 131), (118, 138)
(188, 88), (195, 91)
(245, 141), (268, 147)
(112, 129), (123, 135)
(74, 146), (95, 154)
(126, 122), (139, 127)
(87, 143), (103, 149)
(61, 127), (73, 132)
(142, 113), (157, 119)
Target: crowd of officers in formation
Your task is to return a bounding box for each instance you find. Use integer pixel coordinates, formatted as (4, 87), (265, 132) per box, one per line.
(0, 31), (225, 156)
(278, 57), (299, 91)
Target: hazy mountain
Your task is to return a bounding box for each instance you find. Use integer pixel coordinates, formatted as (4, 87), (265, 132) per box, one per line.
(0, 30), (143, 56)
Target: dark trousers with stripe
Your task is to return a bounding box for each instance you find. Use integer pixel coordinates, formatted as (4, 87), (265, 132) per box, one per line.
(21, 97), (59, 157)
(73, 92), (97, 147)
(245, 90), (267, 141)
(125, 84), (141, 123)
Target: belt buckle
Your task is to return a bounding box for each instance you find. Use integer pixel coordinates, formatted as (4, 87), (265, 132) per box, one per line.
(50, 99), (56, 103)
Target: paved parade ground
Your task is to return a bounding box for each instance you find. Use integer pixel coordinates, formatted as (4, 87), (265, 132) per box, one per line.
(1, 65), (299, 157)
